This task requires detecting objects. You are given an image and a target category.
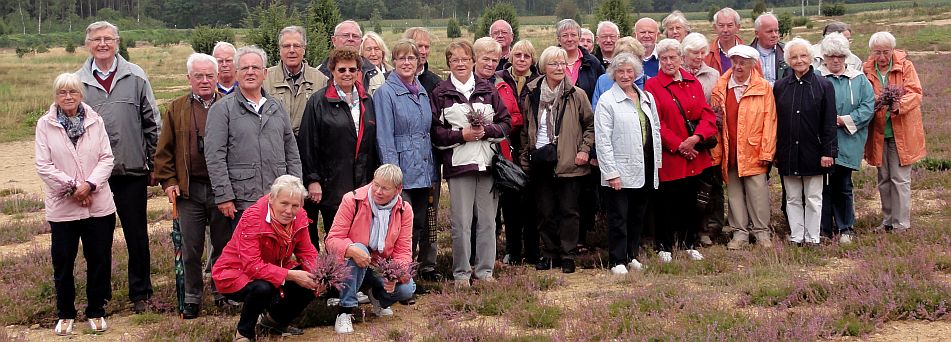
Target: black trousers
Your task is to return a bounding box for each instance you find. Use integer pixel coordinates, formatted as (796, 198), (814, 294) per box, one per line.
(605, 187), (651, 266)
(224, 278), (315, 339)
(51, 214), (116, 319)
(179, 180), (232, 303)
(700, 166), (726, 235)
(109, 174), (152, 301)
(303, 201), (333, 251)
(501, 187), (538, 263)
(656, 176), (702, 252)
(577, 170), (601, 247)
(403, 187), (437, 273)
(535, 172), (582, 260)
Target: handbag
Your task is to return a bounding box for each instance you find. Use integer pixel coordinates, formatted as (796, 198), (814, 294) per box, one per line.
(695, 174), (715, 211)
(491, 143), (529, 192)
(663, 85), (717, 151)
(528, 100), (567, 166)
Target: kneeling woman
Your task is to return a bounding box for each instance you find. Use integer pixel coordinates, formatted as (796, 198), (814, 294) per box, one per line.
(212, 175), (319, 341)
(327, 164), (416, 334)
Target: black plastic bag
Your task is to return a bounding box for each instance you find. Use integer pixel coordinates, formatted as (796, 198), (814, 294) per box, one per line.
(491, 143), (528, 192)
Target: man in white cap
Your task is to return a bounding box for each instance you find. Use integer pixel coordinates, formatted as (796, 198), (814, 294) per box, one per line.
(710, 45), (778, 250)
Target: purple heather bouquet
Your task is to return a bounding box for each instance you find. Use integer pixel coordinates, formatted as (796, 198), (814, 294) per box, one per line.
(465, 105), (490, 128)
(53, 179), (78, 199)
(305, 254), (352, 296)
(371, 256), (418, 284)
(875, 84), (905, 115)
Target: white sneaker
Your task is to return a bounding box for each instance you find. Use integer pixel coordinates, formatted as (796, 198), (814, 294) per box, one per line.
(54, 319), (74, 336)
(88, 317), (107, 332)
(609, 264), (628, 275)
(686, 249), (704, 261)
(839, 233), (853, 244)
(657, 251), (672, 263)
(627, 258), (643, 271)
(356, 291), (370, 304)
(334, 313), (354, 334)
(368, 292), (393, 317)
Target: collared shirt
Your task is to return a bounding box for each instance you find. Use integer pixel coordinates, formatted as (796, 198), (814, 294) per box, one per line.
(334, 82), (361, 135)
(728, 75), (750, 102)
(92, 56), (118, 79)
(247, 96), (267, 114)
(755, 43), (778, 84)
(717, 38), (740, 72)
(283, 64), (304, 94)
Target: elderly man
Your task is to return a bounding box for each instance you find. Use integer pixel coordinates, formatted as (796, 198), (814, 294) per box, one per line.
(213, 42), (238, 95)
(594, 21), (620, 69)
(263, 26), (328, 135)
(634, 18), (660, 77)
(75, 20), (159, 314)
(705, 7), (745, 74)
(490, 20), (515, 71)
(154, 53), (232, 319)
(318, 20), (378, 87)
(402, 27), (442, 93)
(812, 21), (864, 71)
(205, 46), (303, 232)
(750, 13), (787, 84)
(710, 45), (778, 249)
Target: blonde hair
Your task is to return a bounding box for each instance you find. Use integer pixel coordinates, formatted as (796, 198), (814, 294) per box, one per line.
(473, 37), (502, 58)
(374, 164), (404, 187)
(361, 31), (392, 69)
(53, 73), (84, 98)
(537, 46), (568, 75)
(510, 40), (537, 61)
(613, 37), (645, 59)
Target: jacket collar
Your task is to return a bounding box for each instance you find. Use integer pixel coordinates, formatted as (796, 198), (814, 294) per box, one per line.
(722, 68), (771, 97)
(527, 76), (576, 99)
(78, 54), (134, 89)
(324, 79), (368, 101)
(785, 65), (818, 85)
(44, 102), (100, 128)
(817, 64), (863, 79)
(608, 82), (652, 107)
(863, 49), (910, 76)
(384, 71), (428, 97)
(654, 68), (697, 88)
(243, 195), (310, 237)
(433, 75), (496, 99)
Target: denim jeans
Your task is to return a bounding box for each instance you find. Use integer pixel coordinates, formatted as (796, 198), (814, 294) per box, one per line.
(340, 244), (416, 309)
(821, 165), (855, 236)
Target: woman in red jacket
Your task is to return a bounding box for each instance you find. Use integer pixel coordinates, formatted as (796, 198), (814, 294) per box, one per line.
(212, 175), (319, 342)
(644, 39), (717, 263)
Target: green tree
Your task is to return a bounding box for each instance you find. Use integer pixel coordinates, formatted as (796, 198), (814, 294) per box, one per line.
(554, 0), (580, 24)
(778, 12), (793, 38)
(476, 3), (520, 42)
(595, 0), (634, 36)
(822, 2), (846, 16)
(244, 3), (301, 67)
(751, 0), (767, 19)
(305, 0), (341, 66)
(118, 36), (130, 61)
(190, 25), (236, 55)
(631, 0), (654, 15)
(447, 17), (462, 38)
(370, 8), (383, 34)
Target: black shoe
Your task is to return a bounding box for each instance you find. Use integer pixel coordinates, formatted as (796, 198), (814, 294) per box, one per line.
(399, 295), (417, 305)
(561, 259), (576, 274)
(258, 314), (304, 336)
(132, 299), (148, 314)
(182, 303), (200, 319)
(420, 270), (443, 282)
(535, 257), (560, 270)
(415, 283), (430, 295)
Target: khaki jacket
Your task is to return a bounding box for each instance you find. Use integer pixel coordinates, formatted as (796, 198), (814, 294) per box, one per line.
(519, 77), (594, 178)
(711, 70), (777, 180)
(862, 50), (926, 167)
(263, 60), (328, 135)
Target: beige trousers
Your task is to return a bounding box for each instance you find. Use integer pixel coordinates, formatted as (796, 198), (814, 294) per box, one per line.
(727, 165), (771, 235)
(877, 139), (912, 229)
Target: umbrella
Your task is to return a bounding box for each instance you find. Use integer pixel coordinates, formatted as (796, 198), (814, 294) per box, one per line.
(170, 200), (185, 316)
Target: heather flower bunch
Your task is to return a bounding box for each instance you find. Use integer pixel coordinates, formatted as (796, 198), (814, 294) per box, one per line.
(371, 256), (417, 284)
(52, 179), (78, 199)
(465, 105), (490, 128)
(305, 254), (352, 296)
(875, 84), (904, 114)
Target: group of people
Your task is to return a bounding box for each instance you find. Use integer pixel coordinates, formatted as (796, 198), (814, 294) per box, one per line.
(36, 7), (924, 339)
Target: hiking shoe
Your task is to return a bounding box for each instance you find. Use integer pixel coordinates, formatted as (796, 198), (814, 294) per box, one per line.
(699, 234), (714, 246)
(54, 319), (74, 336)
(356, 291), (370, 304)
(839, 233), (853, 244)
(628, 258), (644, 271)
(561, 259), (576, 274)
(334, 313), (353, 334)
(132, 299), (148, 314)
(369, 291), (393, 317)
(610, 264), (628, 275)
(657, 251), (672, 263)
(535, 257), (558, 270)
(686, 249), (704, 261)
(727, 232), (749, 250)
(182, 303), (200, 319)
(754, 232), (773, 248)
(88, 317), (107, 333)
(258, 313), (303, 336)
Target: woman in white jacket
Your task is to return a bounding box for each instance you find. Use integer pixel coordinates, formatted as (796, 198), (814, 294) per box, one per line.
(594, 53), (662, 275)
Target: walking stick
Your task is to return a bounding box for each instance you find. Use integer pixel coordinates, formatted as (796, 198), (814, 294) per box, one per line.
(170, 200), (186, 317)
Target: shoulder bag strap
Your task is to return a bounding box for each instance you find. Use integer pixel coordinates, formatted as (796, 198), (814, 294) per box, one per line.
(663, 84), (695, 136)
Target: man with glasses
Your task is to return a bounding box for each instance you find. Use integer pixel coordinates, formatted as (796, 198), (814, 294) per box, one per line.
(490, 20), (515, 71)
(74, 20), (159, 314)
(213, 42), (239, 95)
(318, 20), (378, 88)
(205, 45), (303, 237)
(594, 21), (620, 69)
(154, 53), (233, 318)
(263, 26), (328, 135)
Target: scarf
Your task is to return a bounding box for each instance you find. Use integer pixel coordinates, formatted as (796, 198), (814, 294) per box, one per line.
(509, 66), (529, 96)
(402, 78), (420, 98)
(539, 77), (563, 108)
(57, 105), (87, 146)
(368, 187), (399, 252)
(269, 207), (295, 251)
(450, 73), (476, 99)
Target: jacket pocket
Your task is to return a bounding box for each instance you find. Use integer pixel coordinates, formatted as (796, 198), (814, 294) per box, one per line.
(748, 136), (762, 146)
(229, 168), (257, 201)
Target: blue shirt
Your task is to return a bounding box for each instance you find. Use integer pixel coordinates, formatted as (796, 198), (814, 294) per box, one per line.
(643, 55), (659, 77)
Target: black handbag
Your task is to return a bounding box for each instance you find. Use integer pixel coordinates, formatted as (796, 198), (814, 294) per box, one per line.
(664, 85), (718, 151)
(491, 143), (528, 192)
(695, 174), (715, 211)
(528, 100), (567, 166)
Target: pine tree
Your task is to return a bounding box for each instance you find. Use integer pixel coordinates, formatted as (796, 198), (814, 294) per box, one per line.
(243, 3), (301, 67)
(595, 0), (634, 36)
(305, 0), (342, 66)
(752, 0), (768, 19)
(447, 17), (462, 38)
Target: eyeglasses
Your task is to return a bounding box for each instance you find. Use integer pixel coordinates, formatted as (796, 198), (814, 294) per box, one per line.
(238, 65), (264, 73)
(395, 56), (418, 63)
(547, 62), (568, 67)
(490, 30), (512, 37)
(449, 57), (471, 65)
(871, 49), (892, 56)
(335, 33), (361, 40)
(559, 32), (579, 39)
(280, 43), (304, 50)
(56, 89), (81, 97)
(598, 34), (619, 40)
(191, 73), (216, 81)
(336, 67), (359, 74)
(512, 52), (532, 60)
(479, 56), (500, 64)
(87, 36), (118, 45)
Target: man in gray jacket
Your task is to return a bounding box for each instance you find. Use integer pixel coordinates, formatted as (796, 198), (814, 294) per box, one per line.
(205, 45), (303, 228)
(76, 21), (160, 313)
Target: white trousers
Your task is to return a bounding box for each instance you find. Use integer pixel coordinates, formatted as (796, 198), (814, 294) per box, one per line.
(783, 175), (824, 243)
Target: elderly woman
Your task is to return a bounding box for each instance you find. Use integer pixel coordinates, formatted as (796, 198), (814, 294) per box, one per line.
(36, 73), (115, 335)
(361, 31), (391, 95)
(711, 45), (778, 250)
(326, 164), (416, 334)
(816, 33), (875, 243)
(863, 31), (925, 232)
(644, 39), (717, 262)
(773, 38), (838, 246)
(555, 19), (605, 102)
(373, 39), (439, 280)
(299, 48), (379, 249)
(592, 37), (648, 107)
(682, 33), (720, 102)
(580, 28), (595, 53)
(212, 175), (319, 341)
(594, 53), (662, 274)
(431, 39), (512, 286)
(662, 10), (691, 41)
(812, 22), (864, 72)
(519, 46), (594, 273)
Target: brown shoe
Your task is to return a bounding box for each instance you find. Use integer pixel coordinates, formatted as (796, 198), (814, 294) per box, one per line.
(726, 231), (749, 250)
(754, 232), (773, 248)
(699, 234), (714, 246)
(233, 331), (252, 342)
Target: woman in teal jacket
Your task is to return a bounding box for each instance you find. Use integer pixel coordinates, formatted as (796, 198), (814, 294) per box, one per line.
(816, 32), (875, 243)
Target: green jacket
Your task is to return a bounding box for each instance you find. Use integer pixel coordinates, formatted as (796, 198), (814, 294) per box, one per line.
(817, 65), (875, 170)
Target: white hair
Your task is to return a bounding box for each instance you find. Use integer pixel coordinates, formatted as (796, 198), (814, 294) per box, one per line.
(236, 45), (268, 69)
(212, 41), (237, 57)
(820, 32), (851, 58)
(53, 73), (85, 98)
(662, 11), (691, 32)
(868, 31), (897, 49)
(186, 53), (219, 74)
(269, 175), (306, 201)
(373, 164), (404, 188)
(655, 38), (682, 57)
(596, 21), (619, 36)
(714, 7), (741, 25)
(681, 32), (709, 55)
(85, 21), (119, 41)
(580, 28), (594, 39)
(754, 12), (778, 30)
(555, 19), (581, 37)
(783, 37), (813, 64)
(278, 25), (307, 46)
(361, 31), (391, 67)
(334, 20), (363, 36)
(607, 53), (644, 81)
(473, 37), (502, 57)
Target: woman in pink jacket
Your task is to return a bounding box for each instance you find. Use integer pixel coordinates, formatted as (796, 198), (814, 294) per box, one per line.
(35, 73), (116, 336)
(326, 164), (415, 334)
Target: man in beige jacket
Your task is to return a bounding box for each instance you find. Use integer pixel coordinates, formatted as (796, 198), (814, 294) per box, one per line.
(263, 26), (328, 135)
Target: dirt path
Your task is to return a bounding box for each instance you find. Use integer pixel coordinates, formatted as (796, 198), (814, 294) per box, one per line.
(0, 140), (44, 194)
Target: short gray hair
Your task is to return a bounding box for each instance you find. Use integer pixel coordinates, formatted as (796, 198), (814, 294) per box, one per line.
(580, 28), (594, 40)
(607, 53), (644, 81)
(473, 37), (502, 57)
(820, 32), (851, 58)
(754, 12), (778, 30)
(662, 11), (691, 33)
(655, 38), (682, 57)
(278, 26), (307, 46)
(269, 175), (306, 201)
(236, 45), (268, 69)
(713, 7), (741, 25)
(783, 37), (813, 64)
(373, 164), (404, 188)
(681, 32), (709, 55)
(868, 31), (897, 49)
(53, 73), (84, 98)
(85, 21), (119, 41)
(823, 21), (851, 36)
(555, 19), (581, 38)
(596, 21), (619, 36)
(334, 20), (363, 36)
(537, 46), (568, 75)
(212, 41), (237, 57)
(186, 53), (219, 74)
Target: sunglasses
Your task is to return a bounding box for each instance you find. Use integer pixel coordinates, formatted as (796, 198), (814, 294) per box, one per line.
(336, 67), (359, 74)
